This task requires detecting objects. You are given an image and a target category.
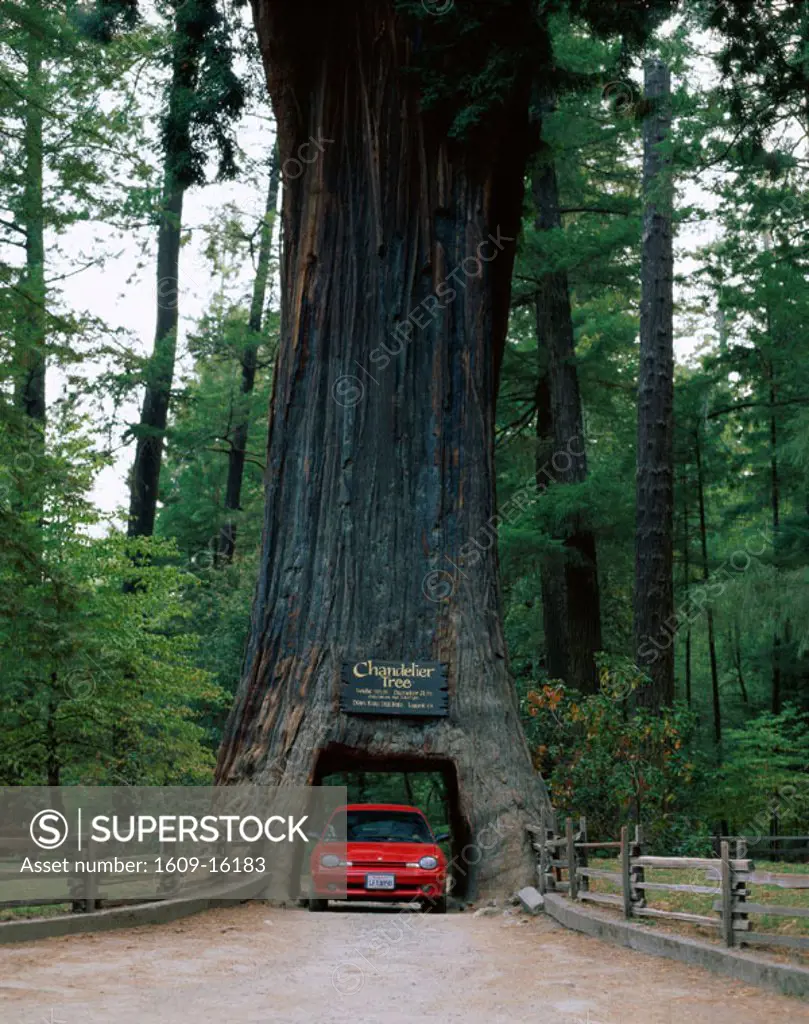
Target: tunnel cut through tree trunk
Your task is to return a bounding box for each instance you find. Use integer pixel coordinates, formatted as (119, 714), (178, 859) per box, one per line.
(215, 0), (552, 895)
(313, 752), (474, 899)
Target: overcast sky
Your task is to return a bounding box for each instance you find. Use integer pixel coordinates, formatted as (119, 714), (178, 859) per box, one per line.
(50, 106), (277, 524)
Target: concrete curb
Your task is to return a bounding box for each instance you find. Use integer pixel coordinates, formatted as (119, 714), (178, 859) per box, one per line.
(0, 881), (260, 946)
(543, 892), (809, 1000)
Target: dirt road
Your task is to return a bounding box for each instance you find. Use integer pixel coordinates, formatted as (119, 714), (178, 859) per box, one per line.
(1, 903), (804, 1023)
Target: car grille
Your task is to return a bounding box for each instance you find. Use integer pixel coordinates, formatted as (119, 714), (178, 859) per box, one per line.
(352, 860), (410, 868)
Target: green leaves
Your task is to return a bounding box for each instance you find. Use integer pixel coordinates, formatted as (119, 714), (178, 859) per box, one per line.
(160, 0), (246, 188)
(0, 413), (228, 786)
(521, 671), (705, 851)
(706, 706), (809, 836)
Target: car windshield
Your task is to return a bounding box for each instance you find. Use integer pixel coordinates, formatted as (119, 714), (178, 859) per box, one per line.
(328, 810), (433, 843)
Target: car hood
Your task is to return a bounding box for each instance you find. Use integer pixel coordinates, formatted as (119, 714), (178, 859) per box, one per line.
(316, 841), (441, 861)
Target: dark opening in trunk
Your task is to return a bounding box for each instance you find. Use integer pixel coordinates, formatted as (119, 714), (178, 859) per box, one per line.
(316, 754), (473, 900)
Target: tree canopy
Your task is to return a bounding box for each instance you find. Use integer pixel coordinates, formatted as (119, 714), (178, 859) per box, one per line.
(1, 0), (808, 859)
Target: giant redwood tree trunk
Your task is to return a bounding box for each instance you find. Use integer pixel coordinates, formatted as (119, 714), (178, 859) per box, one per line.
(216, 0), (552, 894)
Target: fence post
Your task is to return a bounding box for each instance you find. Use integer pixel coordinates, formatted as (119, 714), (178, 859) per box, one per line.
(720, 840), (734, 947)
(552, 821), (563, 891)
(632, 824), (646, 909)
(620, 825), (632, 919)
(733, 838), (749, 936)
(538, 810), (546, 895)
(578, 816), (589, 893)
(566, 818), (578, 901)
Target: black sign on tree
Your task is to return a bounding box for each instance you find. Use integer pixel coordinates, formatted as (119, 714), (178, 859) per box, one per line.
(341, 660), (449, 717)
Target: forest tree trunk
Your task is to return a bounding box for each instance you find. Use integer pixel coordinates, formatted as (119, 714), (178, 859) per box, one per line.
(732, 619), (748, 704)
(695, 432), (721, 745)
(681, 473), (692, 705)
(127, 179), (183, 538)
(127, 3), (196, 539)
(634, 59), (675, 707)
(536, 369), (569, 680)
(766, 353), (782, 714)
(216, 0), (552, 896)
(533, 137), (602, 693)
(126, 0), (243, 539)
(16, 7), (46, 429)
(218, 144), (281, 561)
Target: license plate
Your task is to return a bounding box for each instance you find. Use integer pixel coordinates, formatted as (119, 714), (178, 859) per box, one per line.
(365, 873), (395, 890)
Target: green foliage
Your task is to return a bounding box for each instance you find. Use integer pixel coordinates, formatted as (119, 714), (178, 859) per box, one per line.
(83, 0), (247, 187)
(705, 706), (809, 841)
(322, 772), (450, 835)
(706, 0), (809, 141)
(494, 4), (809, 849)
(158, 308), (275, 558)
(162, 0), (246, 187)
(1, 0), (808, 863)
(0, 2), (154, 229)
(394, 0), (673, 141)
(522, 669), (708, 853)
(0, 414), (227, 785)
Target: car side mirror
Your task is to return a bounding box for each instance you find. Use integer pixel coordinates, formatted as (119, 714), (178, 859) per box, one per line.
(434, 831), (450, 843)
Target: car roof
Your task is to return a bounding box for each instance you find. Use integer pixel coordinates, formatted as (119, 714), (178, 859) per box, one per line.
(343, 803), (426, 814)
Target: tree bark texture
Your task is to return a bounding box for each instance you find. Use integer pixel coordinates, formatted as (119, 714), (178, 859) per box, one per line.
(634, 60), (675, 707)
(536, 368), (569, 681)
(732, 619), (748, 705)
(127, 179), (183, 538)
(16, 10), (46, 427)
(216, 0), (551, 895)
(695, 433), (720, 745)
(766, 351), (783, 714)
(680, 474), (692, 705)
(533, 139), (602, 693)
(218, 144), (281, 562)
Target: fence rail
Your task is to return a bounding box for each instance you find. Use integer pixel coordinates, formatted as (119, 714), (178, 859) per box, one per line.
(531, 815), (809, 953)
(0, 837), (267, 916)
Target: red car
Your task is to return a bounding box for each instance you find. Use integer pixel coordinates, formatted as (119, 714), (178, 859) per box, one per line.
(308, 803), (448, 913)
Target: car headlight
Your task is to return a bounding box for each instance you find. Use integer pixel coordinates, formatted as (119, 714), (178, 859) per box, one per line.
(320, 854), (342, 868)
(418, 855), (438, 870)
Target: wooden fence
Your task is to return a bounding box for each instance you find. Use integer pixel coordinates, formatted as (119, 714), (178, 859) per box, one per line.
(529, 815), (809, 952)
(0, 837), (265, 916)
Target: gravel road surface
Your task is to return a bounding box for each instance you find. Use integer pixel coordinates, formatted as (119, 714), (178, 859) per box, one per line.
(1, 902), (804, 1023)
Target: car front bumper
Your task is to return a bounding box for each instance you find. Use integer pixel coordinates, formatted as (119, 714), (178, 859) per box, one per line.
(312, 867), (445, 901)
